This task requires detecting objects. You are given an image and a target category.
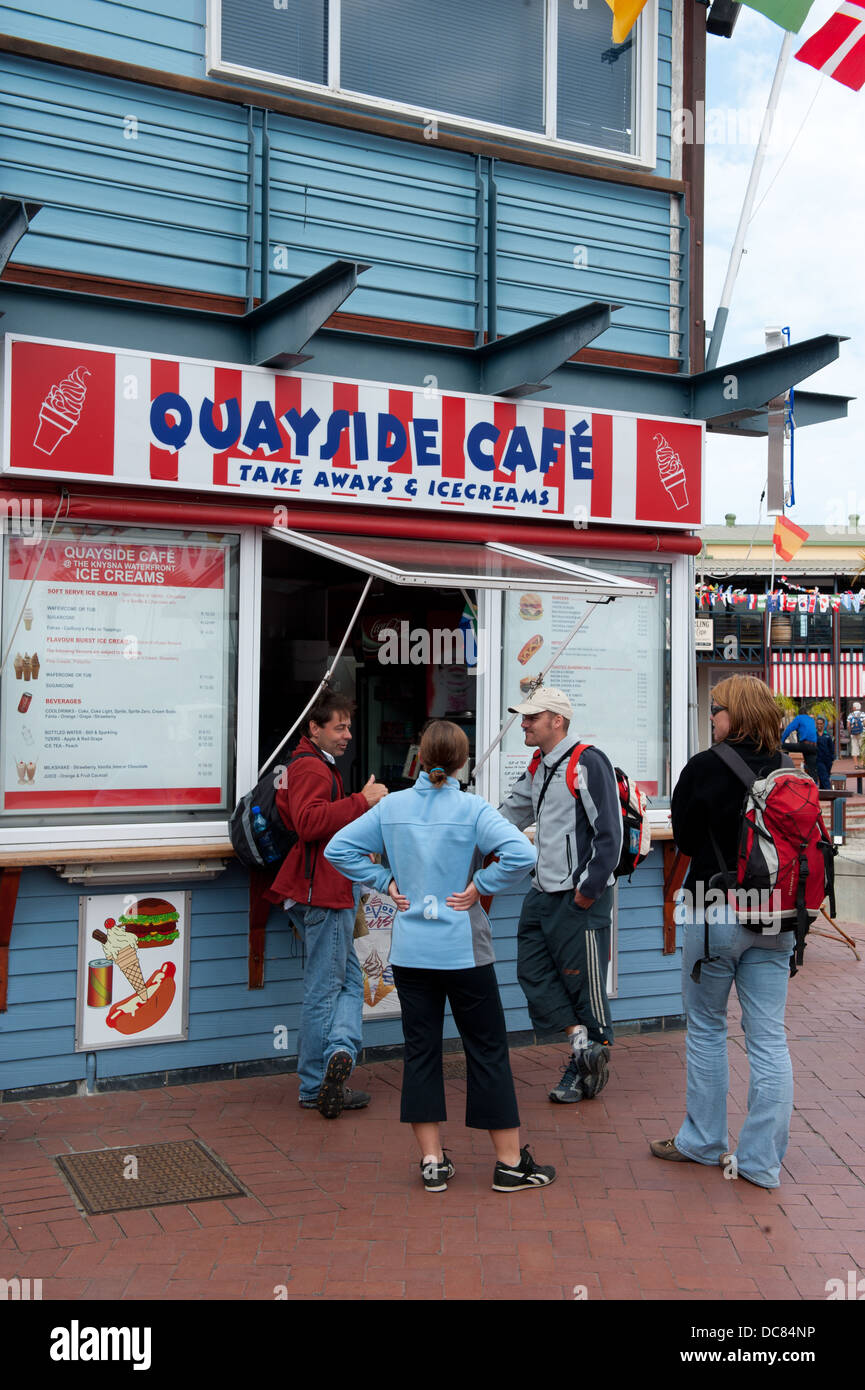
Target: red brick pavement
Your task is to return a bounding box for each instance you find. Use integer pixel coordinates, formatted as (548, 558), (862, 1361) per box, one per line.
(1, 925), (863, 1302)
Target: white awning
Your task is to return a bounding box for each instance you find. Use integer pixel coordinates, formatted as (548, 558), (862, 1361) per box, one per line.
(265, 528), (655, 597)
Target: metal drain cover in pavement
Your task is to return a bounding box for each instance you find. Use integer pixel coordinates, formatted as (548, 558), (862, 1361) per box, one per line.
(54, 1140), (247, 1214)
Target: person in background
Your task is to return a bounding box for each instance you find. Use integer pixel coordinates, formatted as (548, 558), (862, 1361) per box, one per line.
(781, 703), (818, 784)
(848, 702), (865, 768)
(498, 687), (622, 1106)
(268, 689), (388, 1119)
(814, 716), (834, 791)
(324, 720), (556, 1194)
(650, 675), (794, 1189)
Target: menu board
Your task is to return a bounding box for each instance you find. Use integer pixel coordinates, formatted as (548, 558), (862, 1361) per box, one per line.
(500, 576), (668, 804)
(1, 533), (233, 815)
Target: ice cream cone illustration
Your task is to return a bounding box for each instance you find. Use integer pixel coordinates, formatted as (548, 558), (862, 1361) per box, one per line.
(34, 366), (91, 455)
(23, 608), (33, 631)
(653, 432), (689, 511)
(30, 652), (39, 680)
(13, 653), (23, 680)
(22, 654), (31, 682)
(96, 920), (149, 1002)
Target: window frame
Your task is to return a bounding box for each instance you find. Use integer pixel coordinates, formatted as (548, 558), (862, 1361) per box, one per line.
(0, 523), (260, 855)
(206, 0), (659, 169)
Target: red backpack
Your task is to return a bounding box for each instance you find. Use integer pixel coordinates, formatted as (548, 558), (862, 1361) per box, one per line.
(528, 743), (651, 880)
(704, 743), (836, 978)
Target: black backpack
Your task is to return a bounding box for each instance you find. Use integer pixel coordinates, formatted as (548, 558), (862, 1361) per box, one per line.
(229, 751), (337, 870)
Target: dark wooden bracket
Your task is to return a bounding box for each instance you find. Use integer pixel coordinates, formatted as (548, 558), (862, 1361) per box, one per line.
(662, 845), (690, 954)
(0, 867), (22, 1011)
(248, 868), (275, 989)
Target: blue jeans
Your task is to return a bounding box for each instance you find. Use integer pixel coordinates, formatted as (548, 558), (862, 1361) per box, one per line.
(288, 900), (364, 1102)
(675, 905), (795, 1189)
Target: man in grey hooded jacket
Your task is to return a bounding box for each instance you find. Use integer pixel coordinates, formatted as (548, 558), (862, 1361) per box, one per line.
(500, 686), (622, 1103)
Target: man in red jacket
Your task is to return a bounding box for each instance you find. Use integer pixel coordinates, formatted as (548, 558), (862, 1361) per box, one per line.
(269, 690), (388, 1118)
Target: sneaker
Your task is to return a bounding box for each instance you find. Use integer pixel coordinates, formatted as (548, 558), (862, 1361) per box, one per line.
(549, 1054), (585, 1104)
(420, 1151), (455, 1192)
(317, 1049), (354, 1119)
(301, 1086), (370, 1113)
(649, 1138), (695, 1162)
(492, 1146), (556, 1192)
(576, 1042), (610, 1099)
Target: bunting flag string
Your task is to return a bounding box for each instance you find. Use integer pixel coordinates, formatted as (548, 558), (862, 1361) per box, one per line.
(695, 583), (865, 612)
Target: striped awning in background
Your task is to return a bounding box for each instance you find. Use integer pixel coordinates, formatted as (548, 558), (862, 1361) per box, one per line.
(840, 652), (865, 697)
(771, 651), (834, 697)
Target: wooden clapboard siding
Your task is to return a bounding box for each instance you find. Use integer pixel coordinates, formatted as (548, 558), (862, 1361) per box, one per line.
(1, 851), (681, 1092)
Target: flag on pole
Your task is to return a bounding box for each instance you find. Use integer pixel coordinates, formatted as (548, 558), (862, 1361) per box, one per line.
(795, 0), (865, 89)
(604, 0), (650, 44)
(741, 0), (816, 30)
(773, 515), (809, 561)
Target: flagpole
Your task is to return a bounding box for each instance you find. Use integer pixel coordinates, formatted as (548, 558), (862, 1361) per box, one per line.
(705, 31), (794, 370)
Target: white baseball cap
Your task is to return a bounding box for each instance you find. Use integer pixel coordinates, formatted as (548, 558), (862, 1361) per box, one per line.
(854, 702), (862, 710)
(508, 685), (574, 719)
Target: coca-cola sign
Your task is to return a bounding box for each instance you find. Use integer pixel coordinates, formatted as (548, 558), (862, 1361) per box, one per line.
(3, 335), (703, 529)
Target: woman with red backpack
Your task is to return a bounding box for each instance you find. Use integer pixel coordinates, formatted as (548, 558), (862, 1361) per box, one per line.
(649, 675), (796, 1189)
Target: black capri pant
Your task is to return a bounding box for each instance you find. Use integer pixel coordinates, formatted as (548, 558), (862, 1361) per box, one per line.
(391, 962), (520, 1131)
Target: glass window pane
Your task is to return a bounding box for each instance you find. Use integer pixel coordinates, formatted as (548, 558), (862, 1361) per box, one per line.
(1, 525), (239, 827)
(557, 0), (633, 153)
(499, 557), (671, 805)
(341, 0), (545, 133)
(222, 0), (328, 84)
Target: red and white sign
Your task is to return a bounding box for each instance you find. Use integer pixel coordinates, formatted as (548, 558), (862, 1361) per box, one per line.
(1, 532), (232, 815)
(2, 335), (704, 529)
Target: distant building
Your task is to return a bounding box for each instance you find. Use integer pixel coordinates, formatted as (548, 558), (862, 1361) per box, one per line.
(695, 518), (865, 751)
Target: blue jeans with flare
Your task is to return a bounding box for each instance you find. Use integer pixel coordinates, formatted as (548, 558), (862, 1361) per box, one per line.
(675, 904), (795, 1189)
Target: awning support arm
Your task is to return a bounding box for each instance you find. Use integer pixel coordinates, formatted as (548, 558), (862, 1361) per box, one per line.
(257, 573), (373, 778)
(471, 596), (613, 783)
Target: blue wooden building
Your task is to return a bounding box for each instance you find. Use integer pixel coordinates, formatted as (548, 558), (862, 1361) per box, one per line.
(0, 0), (847, 1096)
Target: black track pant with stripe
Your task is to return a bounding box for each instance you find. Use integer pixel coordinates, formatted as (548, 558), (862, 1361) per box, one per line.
(516, 885), (614, 1045)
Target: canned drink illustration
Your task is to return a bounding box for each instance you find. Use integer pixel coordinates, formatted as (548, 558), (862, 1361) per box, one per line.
(87, 958), (113, 1008)
(18, 693), (32, 713)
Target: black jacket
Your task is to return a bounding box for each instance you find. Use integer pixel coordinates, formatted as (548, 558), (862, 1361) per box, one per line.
(671, 736), (784, 893)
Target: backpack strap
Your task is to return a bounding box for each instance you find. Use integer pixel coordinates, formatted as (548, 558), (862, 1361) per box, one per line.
(534, 748), (574, 818)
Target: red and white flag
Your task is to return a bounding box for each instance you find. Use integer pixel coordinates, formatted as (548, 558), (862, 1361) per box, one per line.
(795, 0), (865, 90)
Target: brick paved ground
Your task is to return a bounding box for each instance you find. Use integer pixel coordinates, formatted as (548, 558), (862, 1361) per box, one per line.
(1, 924), (863, 1302)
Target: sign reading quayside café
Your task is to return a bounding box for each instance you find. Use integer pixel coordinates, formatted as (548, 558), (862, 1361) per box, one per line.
(3, 336), (703, 528)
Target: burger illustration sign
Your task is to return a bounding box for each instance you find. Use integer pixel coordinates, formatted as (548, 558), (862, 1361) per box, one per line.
(76, 892), (190, 1051)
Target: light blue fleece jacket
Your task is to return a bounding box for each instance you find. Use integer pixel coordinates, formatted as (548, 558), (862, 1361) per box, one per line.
(323, 773), (536, 970)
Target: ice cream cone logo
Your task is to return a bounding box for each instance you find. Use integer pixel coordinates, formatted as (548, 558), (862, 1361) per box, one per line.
(34, 366), (91, 455)
(653, 432), (689, 511)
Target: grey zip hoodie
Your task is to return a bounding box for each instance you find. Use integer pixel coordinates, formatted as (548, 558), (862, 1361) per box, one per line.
(499, 732), (622, 898)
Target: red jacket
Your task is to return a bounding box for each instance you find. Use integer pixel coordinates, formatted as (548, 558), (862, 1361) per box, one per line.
(266, 735), (369, 909)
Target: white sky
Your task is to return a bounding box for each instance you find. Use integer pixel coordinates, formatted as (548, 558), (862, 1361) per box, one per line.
(702, 0), (865, 528)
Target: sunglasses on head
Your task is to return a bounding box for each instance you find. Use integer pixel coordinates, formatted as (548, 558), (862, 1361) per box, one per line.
(710, 702), (726, 716)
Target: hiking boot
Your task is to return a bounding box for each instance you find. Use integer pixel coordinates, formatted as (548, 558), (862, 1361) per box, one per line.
(650, 1138), (695, 1162)
(492, 1146), (556, 1192)
(549, 1054), (585, 1103)
(317, 1050), (354, 1118)
(420, 1151), (455, 1192)
(576, 1042), (610, 1099)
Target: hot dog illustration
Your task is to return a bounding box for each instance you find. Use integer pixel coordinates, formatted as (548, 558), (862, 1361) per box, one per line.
(517, 634), (544, 666)
(105, 961), (177, 1036)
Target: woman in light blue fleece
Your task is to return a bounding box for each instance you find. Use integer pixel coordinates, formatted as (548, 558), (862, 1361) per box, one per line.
(324, 720), (556, 1194)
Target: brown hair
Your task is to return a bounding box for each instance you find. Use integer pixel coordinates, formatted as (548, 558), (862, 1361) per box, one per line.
(711, 675), (782, 752)
(306, 686), (355, 734)
(418, 720), (469, 787)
